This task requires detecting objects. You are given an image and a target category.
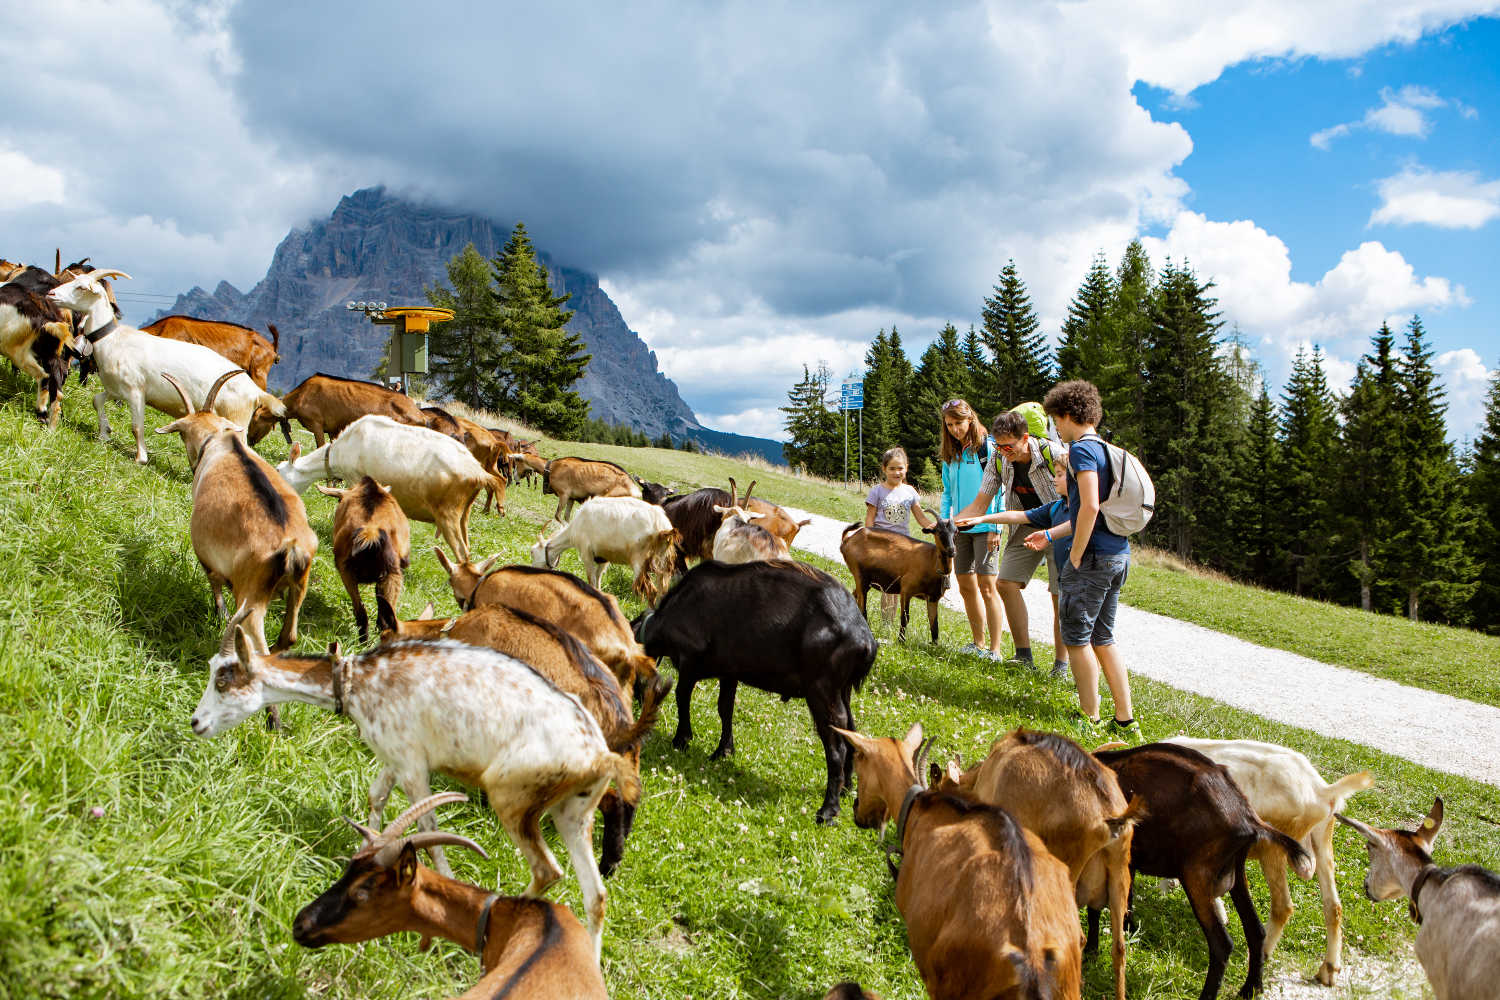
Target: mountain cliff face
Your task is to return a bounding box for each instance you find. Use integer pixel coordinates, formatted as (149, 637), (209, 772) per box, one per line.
(155, 187), (782, 462)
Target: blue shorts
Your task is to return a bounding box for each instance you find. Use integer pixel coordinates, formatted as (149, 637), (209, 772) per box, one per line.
(1058, 551), (1130, 647)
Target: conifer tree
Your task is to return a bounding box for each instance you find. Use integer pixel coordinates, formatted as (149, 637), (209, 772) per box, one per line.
(1335, 325), (1403, 611)
(960, 325), (994, 416)
(1469, 363), (1500, 631)
(1056, 251), (1117, 383)
(907, 323), (970, 474)
(492, 223), (591, 436)
(860, 328), (913, 479)
(1104, 240), (1154, 452)
(1227, 385), (1281, 584)
(1391, 316), (1477, 621)
(782, 363), (840, 477)
(1276, 346), (1340, 596)
(980, 260), (1054, 406)
(426, 243), (505, 410)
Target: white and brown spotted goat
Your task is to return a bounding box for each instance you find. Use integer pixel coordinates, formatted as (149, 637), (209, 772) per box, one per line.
(190, 630), (638, 959)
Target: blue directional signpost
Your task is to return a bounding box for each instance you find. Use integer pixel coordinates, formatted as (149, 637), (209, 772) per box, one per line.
(840, 376), (864, 484)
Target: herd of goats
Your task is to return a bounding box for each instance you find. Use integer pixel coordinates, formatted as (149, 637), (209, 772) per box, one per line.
(2, 257), (1497, 999)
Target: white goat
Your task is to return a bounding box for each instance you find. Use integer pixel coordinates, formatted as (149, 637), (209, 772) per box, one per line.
(530, 496), (678, 606)
(711, 503), (789, 564)
(1167, 736), (1373, 985)
(275, 414), (499, 563)
(190, 629), (637, 960)
(46, 269), (285, 463)
(1337, 798), (1500, 1000)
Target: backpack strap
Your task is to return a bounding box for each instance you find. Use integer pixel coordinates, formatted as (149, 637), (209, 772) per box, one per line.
(1037, 437), (1056, 476)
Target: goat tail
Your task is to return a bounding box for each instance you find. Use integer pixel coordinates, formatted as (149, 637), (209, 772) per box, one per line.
(1259, 824), (1315, 881)
(349, 526), (401, 583)
(267, 538), (313, 593)
(607, 672), (673, 757)
(1324, 770), (1374, 809)
(633, 529), (679, 606)
(1104, 794), (1148, 840)
(608, 752), (643, 806)
(841, 521), (863, 539)
(267, 322), (281, 357)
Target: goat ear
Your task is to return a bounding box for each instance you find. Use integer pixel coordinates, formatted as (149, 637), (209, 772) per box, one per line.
(288, 442), (302, 462)
(327, 640), (341, 660)
(832, 726), (877, 757)
(1334, 813), (1382, 845)
(156, 418), (189, 436)
(314, 483), (345, 498)
(397, 842), (419, 885)
(233, 626), (255, 670)
(902, 722), (924, 754)
(420, 601), (435, 619)
(945, 759), (963, 783)
(434, 547), (455, 575)
(1417, 796), (1444, 847)
(475, 554), (501, 575)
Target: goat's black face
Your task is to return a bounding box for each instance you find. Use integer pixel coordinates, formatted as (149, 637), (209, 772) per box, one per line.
(292, 851), (412, 947)
(639, 480), (673, 505)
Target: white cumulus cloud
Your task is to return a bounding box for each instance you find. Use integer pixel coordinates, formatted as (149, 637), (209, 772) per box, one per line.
(1436, 348), (1495, 442)
(1370, 166), (1500, 228)
(1310, 84), (1465, 148)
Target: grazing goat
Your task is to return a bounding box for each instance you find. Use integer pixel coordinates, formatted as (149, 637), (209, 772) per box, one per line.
(840, 517), (956, 643)
(139, 315), (281, 390)
(661, 479), (810, 573)
(381, 602), (672, 877)
(840, 723), (1082, 1000)
(0, 272), (74, 426)
(293, 792), (608, 1000)
(421, 404), (465, 440)
(275, 415), (501, 562)
(953, 729), (1143, 1000)
(1168, 736), (1373, 986)
(191, 630), (636, 959)
(1337, 798), (1499, 1000)
(453, 415), (509, 513)
(435, 548), (658, 692)
(247, 372), (428, 446)
(711, 502), (788, 563)
(507, 438), (543, 486)
(526, 455), (642, 521)
(1093, 742), (1315, 1000)
(637, 478), (673, 504)
(47, 270), (286, 463)
(314, 476), (411, 643)
(531, 496), (678, 604)
(634, 559), (876, 823)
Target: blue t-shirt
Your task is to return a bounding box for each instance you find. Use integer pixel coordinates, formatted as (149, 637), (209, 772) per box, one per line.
(1066, 437), (1129, 556)
(1023, 499), (1073, 565)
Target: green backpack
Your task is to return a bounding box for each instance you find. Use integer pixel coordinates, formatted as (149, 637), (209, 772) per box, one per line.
(1009, 402), (1057, 474)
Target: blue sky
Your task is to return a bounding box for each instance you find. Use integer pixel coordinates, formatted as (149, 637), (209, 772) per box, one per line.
(3, 2), (1498, 441)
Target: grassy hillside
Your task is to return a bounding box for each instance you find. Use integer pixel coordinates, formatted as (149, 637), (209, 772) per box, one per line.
(2, 372), (1496, 1000)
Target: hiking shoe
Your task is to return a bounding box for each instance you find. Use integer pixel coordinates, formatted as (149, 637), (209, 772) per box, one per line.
(1068, 711), (1103, 740)
(1049, 660), (1070, 681)
(1004, 653), (1037, 670)
(957, 642), (985, 657)
(1106, 718), (1145, 744)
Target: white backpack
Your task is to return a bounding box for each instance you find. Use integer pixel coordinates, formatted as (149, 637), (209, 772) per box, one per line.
(1079, 433), (1155, 535)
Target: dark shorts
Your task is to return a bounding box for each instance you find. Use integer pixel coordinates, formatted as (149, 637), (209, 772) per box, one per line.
(953, 531), (999, 576)
(1058, 551), (1130, 647)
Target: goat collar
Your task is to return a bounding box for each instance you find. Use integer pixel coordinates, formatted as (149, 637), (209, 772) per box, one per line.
(475, 892), (501, 955)
(331, 655), (347, 716)
(85, 317), (118, 343)
(1409, 864), (1441, 925)
(462, 565), (503, 611)
(894, 782), (926, 848)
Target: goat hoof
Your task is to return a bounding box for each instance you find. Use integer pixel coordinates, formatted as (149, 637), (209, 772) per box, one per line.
(709, 745), (733, 761)
(814, 805), (839, 825)
(671, 736), (690, 752)
(1315, 963), (1337, 986)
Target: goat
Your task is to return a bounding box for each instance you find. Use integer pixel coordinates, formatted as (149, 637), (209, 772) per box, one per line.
(421, 404), (465, 440)
(840, 723), (1083, 1000)
(633, 559), (876, 823)
(951, 729), (1143, 1000)
(661, 479), (810, 573)
(293, 792), (608, 999)
(380, 602), (672, 878)
(711, 502), (787, 564)
(521, 455), (642, 521)
(247, 372), (428, 446)
(275, 415), (501, 562)
(840, 517), (957, 643)
(1092, 742), (1316, 1000)
(313, 476), (411, 643)
(1337, 798), (1499, 1000)
(637, 478), (673, 505)
(46, 270), (286, 463)
(0, 275), (74, 425)
(453, 415), (509, 513)
(532, 496), (679, 604)
(1167, 736), (1373, 986)
(435, 547), (659, 692)
(139, 315), (281, 390)
(190, 630), (637, 959)
(506, 438), (543, 486)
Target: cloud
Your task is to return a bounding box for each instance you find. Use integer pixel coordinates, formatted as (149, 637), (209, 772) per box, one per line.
(1370, 166), (1500, 228)
(1436, 348), (1495, 442)
(0, 149), (65, 208)
(1311, 83), (1471, 148)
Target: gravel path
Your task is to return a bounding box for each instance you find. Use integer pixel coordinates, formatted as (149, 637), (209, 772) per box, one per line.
(787, 508), (1500, 788)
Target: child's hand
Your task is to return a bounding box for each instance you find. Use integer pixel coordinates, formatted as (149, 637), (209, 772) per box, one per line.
(1023, 531), (1048, 551)
(954, 516), (979, 530)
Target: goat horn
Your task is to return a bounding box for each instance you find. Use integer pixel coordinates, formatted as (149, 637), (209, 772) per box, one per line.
(377, 791), (469, 843)
(728, 477), (738, 508)
(743, 480), (757, 503)
(343, 816), (382, 845)
(160, 372), (195, 414)
(403, 831), (489, 860)
(84, 269), (131, 281)
(201, 369), (245, 413)
(913, 737), (934, 787)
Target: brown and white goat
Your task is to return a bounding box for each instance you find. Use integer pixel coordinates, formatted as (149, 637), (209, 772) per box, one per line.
(247, 372), (428, 446)
(0, 276), (74, 425)
(1337, 798), (1499, 1000)
(950, 729), (1144, 1000)
(840, 517), (957, 643)
(435, 547), (659, 692)
(525, 455), (642, 521)
(293, 792), (608, 1000)
(710, 480), (790, 564)
(531, 496), (679, 603)
(191, 630), (638, 959)
(1168, 736), (1373, 985)
(314, 476), (411, 643)
(139, 315), (281, 390)
(1093, 742), (1316, 1000)
(839, 723), (1082, 1000)
(381, 602), (673, 877)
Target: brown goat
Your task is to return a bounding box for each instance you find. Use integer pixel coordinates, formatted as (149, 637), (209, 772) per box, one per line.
(139, 315), (281, 390)
(381, 602), (672, 877)
(954, 730), (1144, 1000)
(314, 477), (411, 643)
(434, 547), (659, 692)
(533, 455), (642, 521)
(421, 405), (465, 440)
(1093, 742), (1316, 1000)
(840, 517), (957, 643)
(248, 372), (428, 446)
(452, 415), (510, 513)
(293, 793), (607, 1000)
(840, 723), (1082, 1000)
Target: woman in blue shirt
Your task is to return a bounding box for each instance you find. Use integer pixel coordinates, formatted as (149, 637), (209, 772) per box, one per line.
(938, 398), (1007, 659)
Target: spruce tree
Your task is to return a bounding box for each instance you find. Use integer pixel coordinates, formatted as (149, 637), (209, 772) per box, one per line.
(980, 260), (1054, 406)
(426, 243), (505, 410)
(1391, 316), (1477, 621)
(1056, 251), (1117, 382)
(1228, 385), (1281, 584)
(1335, 325), (1403, 611)
(1469, 363), (1500, 631)
(860, 328), (913, 479)
(1104, 240), (1154, 452)
(907, 323), (970, 474)
(1276, 346), (1341, 596)
(960, 325), (994, 417)
(781, 363), (840, 477)
(491, 223), (591, 437)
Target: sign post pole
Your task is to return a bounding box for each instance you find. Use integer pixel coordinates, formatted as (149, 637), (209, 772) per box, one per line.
(840, 375), (864, 487)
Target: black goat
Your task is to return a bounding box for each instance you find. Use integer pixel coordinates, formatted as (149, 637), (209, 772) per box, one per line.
(633, 559), (877, 823)
(1092, 742), (1315, 1000)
